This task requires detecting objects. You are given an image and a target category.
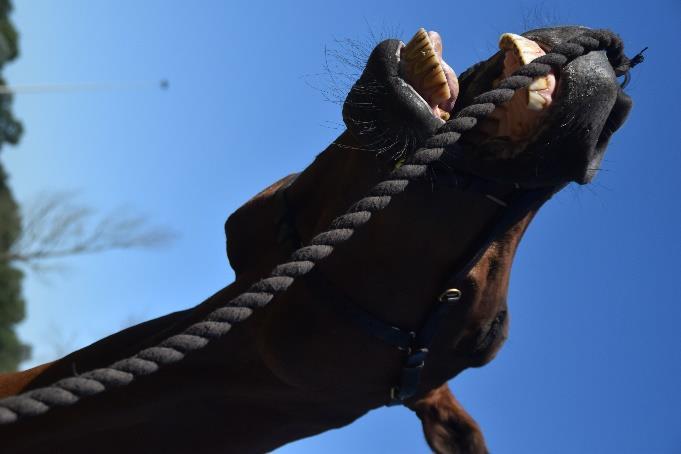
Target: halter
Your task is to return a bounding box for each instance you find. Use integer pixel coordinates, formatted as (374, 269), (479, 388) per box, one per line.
(0, 28), (643, 424)
(275, 168), (558, 404)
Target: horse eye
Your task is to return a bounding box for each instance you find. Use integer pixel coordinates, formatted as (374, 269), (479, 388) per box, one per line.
(476, 310), (507, 352)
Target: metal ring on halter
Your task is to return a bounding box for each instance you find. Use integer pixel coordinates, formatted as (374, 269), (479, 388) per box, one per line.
(438, 288), (462, 303)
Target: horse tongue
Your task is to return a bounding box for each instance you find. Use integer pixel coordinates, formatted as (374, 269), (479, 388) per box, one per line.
(428, 31), (459, 113)
(400, 28), (459, 120)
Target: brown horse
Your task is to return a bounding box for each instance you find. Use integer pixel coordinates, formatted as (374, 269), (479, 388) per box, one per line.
(0, 26), (636, 453)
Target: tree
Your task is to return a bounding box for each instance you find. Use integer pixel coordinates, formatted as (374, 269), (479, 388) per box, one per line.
(0, 0), (28, 372)
(4, 191), (175, 270)
(0, 0), (22, 146)
(0, 165), (29, 371)
(0, 1), (172, 371)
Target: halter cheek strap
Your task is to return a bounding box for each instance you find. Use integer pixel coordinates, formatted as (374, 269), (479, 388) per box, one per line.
(292, 169), (559, 405)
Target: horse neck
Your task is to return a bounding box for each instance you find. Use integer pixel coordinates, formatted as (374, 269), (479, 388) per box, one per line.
(0, 269), (263, 398)
(286, 130), (389, 242)
(0, 273), (342, 453)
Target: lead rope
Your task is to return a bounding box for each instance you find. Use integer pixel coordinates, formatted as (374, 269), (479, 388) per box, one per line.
(0, 29), (639, 424)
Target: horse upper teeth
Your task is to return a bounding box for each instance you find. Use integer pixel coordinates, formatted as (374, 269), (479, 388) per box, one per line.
(499, 33), (552, 111)
(528, 91), (547, 111)
(402, 28), (450, 106)
(529, 77), (549, 91)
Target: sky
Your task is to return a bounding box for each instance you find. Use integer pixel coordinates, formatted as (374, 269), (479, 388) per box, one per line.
(2, 0), (680, 453)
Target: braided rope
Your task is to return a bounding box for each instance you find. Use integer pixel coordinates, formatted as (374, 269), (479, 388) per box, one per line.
(0, 29), (631, 425)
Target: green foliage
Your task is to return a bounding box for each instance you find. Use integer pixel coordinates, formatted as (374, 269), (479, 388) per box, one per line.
(0, 164), (26, 372)
(0, 262), (23, 323)
(0, 0), (27, 371)
(0, 325), (30, 372)
(0, 79), (22, 146)
(0, 0), (21, 149)
(0, 165), (20, 250)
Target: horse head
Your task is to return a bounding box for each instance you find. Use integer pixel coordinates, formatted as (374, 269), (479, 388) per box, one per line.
(225, 25), (636, 452)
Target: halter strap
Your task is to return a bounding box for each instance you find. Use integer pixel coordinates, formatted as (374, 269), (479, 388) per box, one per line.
(282, 167), (559, 404)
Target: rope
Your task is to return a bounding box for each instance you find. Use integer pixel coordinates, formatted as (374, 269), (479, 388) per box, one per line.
(0, 29), (635, 425)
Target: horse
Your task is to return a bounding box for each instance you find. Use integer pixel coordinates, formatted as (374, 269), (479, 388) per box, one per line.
(0, 26), (637, 453)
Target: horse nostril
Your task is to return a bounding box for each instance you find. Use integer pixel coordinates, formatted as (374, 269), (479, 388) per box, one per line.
(438, 288), (462, 303)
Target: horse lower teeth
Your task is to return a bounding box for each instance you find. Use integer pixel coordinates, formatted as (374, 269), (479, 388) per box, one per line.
(401, 28), (450, 107)
(498, 32), (554, 111)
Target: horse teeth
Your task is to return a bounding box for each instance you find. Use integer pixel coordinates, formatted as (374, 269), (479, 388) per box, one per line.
(499, 33), (544, 62)
(529, 77), (549, 91)
(418, 56), (440, 75)
(429, 91), (446, 107)
(527, 91), (547, 111)
(402, 28), (451, 104)
(403, 28), (430, 58)
(424, 68), (448, 89)
(499, 32), (551, 110)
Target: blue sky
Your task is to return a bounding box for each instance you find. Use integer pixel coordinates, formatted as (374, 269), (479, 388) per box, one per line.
(2, 1), (679, 452)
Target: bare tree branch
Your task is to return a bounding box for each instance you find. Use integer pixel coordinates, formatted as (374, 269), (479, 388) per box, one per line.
(3, 191), (176, 270)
